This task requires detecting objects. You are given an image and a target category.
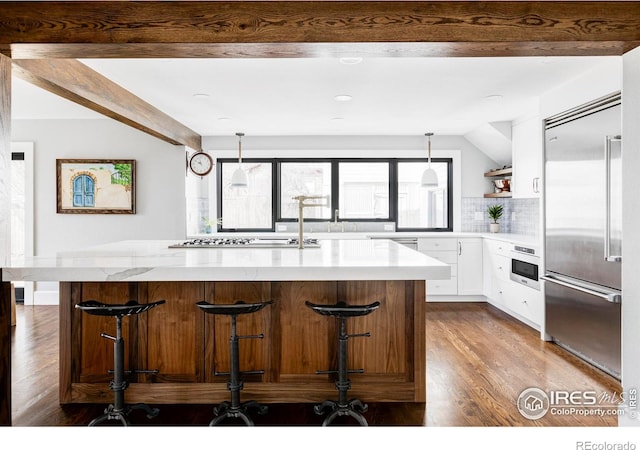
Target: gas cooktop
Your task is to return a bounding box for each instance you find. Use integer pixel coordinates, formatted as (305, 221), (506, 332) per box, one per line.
(169, 237), (320, 248)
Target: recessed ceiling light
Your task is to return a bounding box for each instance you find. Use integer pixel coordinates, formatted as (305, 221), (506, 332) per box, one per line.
(192, 93), (210, 99)
(217, 117), (232, 121)
(331, 117), (345, 121)
(339, 57), (363, 65)
(334, 94), (353, 102)
(483, 94), (503, 101)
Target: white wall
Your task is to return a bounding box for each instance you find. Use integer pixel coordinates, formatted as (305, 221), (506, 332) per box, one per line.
(202, 134), (497, 197)
(621, 47), (640, 427)
(540, 58), (622, 118)
(11, 119), (187, 303)
(199, 134), (496, 234)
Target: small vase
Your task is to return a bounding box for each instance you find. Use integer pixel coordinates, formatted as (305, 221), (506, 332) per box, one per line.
(489, 223), (500, 233)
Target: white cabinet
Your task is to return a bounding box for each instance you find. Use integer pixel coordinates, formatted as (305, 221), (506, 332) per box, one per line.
(506, 282), (543, 326)
(512, 114), (543, 198)
(457, 238), (484, 295)
(483, 237), (543, 328)
(418, 237), (458, 295)
(418, 237), (483, 297)
(483, 239), (511, 307)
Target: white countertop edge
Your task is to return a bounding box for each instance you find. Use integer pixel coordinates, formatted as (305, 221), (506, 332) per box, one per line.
(2, 266), (451, 282)
(2, 239), (452, 282)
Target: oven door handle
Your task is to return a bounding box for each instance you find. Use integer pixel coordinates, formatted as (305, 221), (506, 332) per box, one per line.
(541, 275), (622, 304)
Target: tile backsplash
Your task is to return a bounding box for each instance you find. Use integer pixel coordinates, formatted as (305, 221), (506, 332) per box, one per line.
(461, 197), (540, 236)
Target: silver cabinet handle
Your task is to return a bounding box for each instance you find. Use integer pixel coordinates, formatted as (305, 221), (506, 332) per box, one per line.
(458, 241), (462, 256)
(532, 177), (540, 193)
(604, 135), (622, 262)
(541, 275), (621, 303)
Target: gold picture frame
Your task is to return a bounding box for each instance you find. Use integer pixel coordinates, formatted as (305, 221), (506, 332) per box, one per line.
(56, 159), (136, 214)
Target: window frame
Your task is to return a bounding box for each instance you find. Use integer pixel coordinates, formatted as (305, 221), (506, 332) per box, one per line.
(216, 158), (277, 232)
(215, 157), (453, 232)
(395, 157), (453, 232)
(276, 158), (395, 223)
(276, 158), (335, 222)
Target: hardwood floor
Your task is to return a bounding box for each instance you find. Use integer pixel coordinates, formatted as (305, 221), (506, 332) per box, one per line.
(9, 302), (620, 427)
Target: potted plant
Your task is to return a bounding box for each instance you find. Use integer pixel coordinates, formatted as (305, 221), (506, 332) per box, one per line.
(201, 217), (222, 234)
(488, 204), (503, 233)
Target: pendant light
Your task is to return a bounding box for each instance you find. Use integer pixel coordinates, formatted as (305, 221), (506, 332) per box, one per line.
(230, 132), (248, 187)
(421, 132), (438, 187)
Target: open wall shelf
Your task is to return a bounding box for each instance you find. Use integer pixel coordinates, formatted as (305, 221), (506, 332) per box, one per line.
(484, 167), (512, 198)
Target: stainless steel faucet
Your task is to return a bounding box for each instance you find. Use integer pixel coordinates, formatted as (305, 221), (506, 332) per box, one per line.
(292, 195), (329, 248)
(328, 209), (344, 233)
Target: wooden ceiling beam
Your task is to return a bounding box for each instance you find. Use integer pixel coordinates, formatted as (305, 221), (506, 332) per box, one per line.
(12, 59), (202, 150)
(1, 2), (640, 58)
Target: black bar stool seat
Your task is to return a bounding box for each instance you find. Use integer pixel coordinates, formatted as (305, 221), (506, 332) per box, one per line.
(305, 300), (381, 426)
(197, 300), (272, 426)
(75, 299), (165, 426)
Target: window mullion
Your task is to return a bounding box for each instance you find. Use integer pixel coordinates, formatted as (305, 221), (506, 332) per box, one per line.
(331, 160), (339, 218)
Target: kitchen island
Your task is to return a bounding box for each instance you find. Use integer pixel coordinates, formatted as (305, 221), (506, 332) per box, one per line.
(1, 239), (449, 420)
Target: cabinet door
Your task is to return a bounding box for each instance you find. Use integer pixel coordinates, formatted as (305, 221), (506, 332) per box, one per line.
(142, 281), (205, 383)
(506, 282), (543, 327)
(457, 238), (484, 295)
(512, 115), (542, 198)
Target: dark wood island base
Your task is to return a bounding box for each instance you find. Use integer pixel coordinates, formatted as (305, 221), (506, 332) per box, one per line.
(60, 280), (426, 406)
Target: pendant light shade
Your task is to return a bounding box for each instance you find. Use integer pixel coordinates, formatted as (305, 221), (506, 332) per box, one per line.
(421, 132), (438, 187)
(230, 132), (248, 188)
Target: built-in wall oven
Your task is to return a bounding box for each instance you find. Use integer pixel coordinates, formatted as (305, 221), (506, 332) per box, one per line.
(510, 245), (540, 290)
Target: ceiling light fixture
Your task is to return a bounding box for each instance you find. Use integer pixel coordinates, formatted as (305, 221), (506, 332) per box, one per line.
(230, 132), (248, 188)
(421, 132), (438, 188)
(339, 57), (363, 65)
(217, 117), (232, 121)
(334, 94), (353, 102)
(192, 93), (210, 99)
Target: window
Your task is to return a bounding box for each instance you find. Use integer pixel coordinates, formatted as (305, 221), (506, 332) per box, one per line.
(397, 160), (451, 230)
(218, 160), (273, 230)
(279, 162), (332, 219)
(213, 157), (452, 233)
(338, 162), (389, 219)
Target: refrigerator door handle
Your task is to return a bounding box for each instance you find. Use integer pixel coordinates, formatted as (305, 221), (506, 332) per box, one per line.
(541, 275), (622, 303)
(604, 135), (622, 263)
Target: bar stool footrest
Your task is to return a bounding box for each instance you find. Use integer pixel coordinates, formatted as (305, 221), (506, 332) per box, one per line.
(313, 399), (369, 426)
(210, 400), (269, 426)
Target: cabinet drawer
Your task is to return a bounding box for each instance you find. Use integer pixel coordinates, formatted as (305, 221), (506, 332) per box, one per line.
(418, 238), (457, 252)
(506, 283), (543, 326)
(423, 250), (458, 265)
(427, 277), (458, 296)
(490, 277), (509, 307)
(484, 239), (511, 258)
(492, 254), (511, 281)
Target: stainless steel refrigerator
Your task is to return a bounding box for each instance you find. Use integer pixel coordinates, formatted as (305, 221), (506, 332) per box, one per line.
(543, 92), (622, 379)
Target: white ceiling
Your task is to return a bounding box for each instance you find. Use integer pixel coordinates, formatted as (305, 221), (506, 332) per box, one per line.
(11, 56), (615, 137)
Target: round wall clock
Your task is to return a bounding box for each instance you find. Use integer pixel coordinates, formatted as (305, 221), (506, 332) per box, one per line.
(188, 151), (214, 176)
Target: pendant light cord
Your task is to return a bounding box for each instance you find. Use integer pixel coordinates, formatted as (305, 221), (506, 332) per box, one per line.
(236, 132), (244, 164)
(426, 132), (434, 168)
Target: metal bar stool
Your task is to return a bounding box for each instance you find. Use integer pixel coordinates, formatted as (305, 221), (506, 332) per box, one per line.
(196, 300), (272, 426)
(305, 300), (381, 426)
(75, 299), (165, 426)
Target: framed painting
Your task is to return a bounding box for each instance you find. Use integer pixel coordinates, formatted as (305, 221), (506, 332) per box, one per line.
(56, 159), (136, 214)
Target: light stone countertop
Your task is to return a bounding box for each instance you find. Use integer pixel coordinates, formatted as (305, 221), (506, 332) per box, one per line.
(203, 231), (540, 248)
(2, 239), (451, 282)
